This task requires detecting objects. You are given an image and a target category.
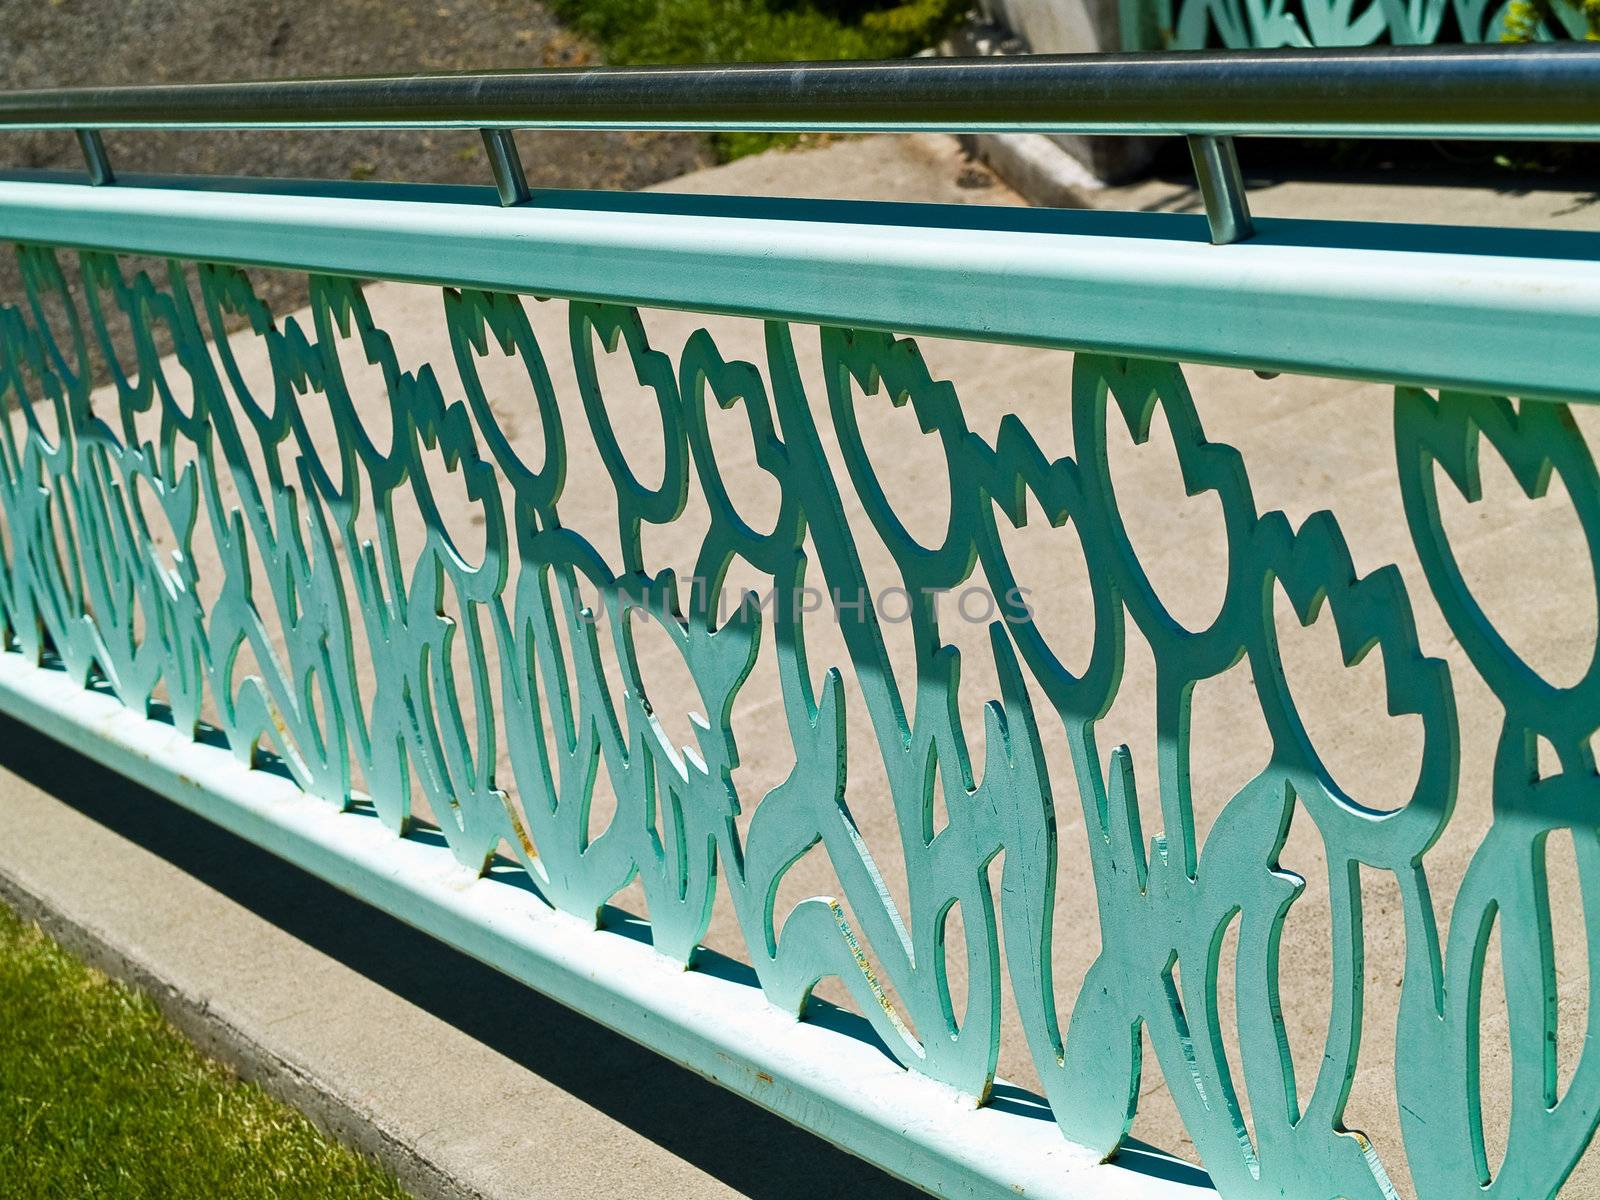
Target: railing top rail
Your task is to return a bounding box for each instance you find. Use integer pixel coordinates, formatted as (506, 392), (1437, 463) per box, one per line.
(2, 44), (1599, 140)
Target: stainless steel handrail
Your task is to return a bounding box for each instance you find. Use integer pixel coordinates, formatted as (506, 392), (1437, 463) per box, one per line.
(0, 44), (1597, 139)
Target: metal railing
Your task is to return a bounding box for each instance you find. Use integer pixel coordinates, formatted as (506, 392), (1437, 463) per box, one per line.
(0, 44), (1597, 1200)
(1, 44), (1596, 136)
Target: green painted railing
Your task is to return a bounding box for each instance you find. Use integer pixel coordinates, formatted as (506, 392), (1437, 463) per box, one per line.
(0, 46), (1597, 1200)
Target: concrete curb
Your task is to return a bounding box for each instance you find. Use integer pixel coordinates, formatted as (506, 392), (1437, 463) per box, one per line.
(934, 14), (1156, 201)
(957, 131), (1102, 208)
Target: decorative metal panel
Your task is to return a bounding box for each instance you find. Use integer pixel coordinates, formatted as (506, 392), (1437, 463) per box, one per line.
(0, 245), (1596, 1199)
(1143, 0), (1587, 49)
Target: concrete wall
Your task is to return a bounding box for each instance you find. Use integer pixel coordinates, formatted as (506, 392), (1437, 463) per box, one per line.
(965, 0), (1158, 184)
(979, 0), (1128, 53)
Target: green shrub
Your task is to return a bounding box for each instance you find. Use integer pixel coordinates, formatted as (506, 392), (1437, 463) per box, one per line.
(1501, 0), (1600, 40)
(543, 0), (967, 158)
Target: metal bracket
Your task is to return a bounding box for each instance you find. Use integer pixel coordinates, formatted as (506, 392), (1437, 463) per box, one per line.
(480, 129), (529, 207)
(1187, 134), (1251, 245)
(75, 129), (114, 186)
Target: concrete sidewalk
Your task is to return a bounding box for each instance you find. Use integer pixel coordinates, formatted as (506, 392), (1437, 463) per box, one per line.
(3, 134), (1598, 1198)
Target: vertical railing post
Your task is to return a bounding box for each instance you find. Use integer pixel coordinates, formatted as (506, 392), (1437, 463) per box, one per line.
(480, 128), (530, 207)
(1187, 134), (1252, 244)
(75, 129), (114, 186)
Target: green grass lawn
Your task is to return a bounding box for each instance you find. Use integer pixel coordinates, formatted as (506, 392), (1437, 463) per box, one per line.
(545, 0), (966, 157)
(0, 905), (407, 1200)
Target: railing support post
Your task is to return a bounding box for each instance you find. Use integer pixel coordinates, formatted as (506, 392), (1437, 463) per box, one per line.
(75, 129), (113, 186)
(1187, 134), (1251, 245)
(480, 128), (529, 206)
